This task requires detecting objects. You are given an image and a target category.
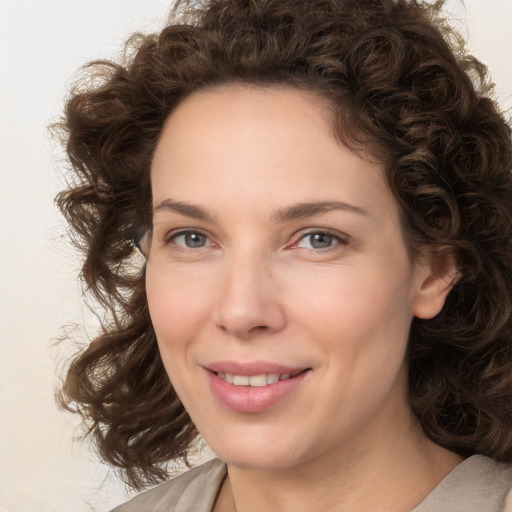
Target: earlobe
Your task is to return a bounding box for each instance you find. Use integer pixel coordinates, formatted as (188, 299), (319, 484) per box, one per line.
(413, 247), (459, 320)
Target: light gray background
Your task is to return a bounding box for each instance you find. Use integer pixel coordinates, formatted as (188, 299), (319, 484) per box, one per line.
(1, 1), (511, 511)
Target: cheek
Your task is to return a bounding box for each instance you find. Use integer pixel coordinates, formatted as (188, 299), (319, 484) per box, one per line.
(146, 272), (211, 360)
(145, 272), (214, 411)
(287, 257), (415, 388)
(290, 263), (414, 337)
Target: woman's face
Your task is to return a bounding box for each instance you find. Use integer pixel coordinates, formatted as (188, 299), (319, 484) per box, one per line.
(146, 86), (444, 470)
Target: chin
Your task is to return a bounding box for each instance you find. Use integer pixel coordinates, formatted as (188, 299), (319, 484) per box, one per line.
(216, 448), (300, 471)
(201, 423), (312, 471)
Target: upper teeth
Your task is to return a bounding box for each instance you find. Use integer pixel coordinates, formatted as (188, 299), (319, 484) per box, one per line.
(217, 372), (292, 386)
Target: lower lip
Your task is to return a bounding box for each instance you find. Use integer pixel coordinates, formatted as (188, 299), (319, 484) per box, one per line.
(207, 370), (310, 413)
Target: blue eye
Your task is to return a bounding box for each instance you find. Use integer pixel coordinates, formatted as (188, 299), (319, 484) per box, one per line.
(296, 232), (344, 249)
(172, 231), (210, 248)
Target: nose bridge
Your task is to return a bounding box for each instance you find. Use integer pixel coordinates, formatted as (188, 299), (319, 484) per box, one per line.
(213, 245), (286, 338)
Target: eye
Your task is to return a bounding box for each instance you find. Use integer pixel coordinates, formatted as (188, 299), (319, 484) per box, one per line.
(169, 230), (212, 248)
(295, 231), (347, 250)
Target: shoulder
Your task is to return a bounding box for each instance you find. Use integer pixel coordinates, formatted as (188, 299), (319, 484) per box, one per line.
(110, 458), (227, 512)
(413, 455), (512, 512)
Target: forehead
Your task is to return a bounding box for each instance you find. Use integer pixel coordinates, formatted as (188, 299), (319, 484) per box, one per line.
(150, 85), (396, 224)
(157, 84), (336, 156)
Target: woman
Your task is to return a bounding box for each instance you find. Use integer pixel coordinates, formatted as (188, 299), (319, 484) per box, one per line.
(57, 0), (512, 510)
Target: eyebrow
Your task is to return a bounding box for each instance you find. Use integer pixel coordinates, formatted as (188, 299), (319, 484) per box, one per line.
(271, 201), (369, 222)
(153, 199), (368, 223)
(153, 199), (215, 221)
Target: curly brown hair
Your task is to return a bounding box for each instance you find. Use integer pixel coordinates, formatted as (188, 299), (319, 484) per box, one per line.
(56, 0), (512, 489)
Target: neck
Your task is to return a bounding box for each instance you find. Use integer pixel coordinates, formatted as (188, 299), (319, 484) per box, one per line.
(216, 410), (462, 512)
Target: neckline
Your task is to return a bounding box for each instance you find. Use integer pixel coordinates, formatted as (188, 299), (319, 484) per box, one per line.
(411, 454), (512, 512)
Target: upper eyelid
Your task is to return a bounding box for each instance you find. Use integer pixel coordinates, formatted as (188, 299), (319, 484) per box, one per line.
(293, 228), (350, 242)
(164, 227), (212, 242)
(164, 230), (216, 252)
(284, 229), (350, 253)
(157, 226), (350, 247)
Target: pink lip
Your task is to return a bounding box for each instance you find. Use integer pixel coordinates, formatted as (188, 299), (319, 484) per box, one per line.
(205, 360), (306, 376)
(204, 361), (311, 414)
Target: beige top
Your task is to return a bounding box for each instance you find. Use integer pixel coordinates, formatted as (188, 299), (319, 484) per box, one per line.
(111, 455), (512, 512)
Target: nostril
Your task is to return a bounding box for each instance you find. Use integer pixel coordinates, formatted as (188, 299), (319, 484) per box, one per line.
(249, 325), (268, 333)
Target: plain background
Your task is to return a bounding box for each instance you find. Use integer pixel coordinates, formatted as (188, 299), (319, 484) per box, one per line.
(1, 1), (511, 511)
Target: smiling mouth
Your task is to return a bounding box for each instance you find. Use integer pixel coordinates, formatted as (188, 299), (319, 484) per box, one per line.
(215, 370), (306, 387)
(208, 367), (311, 412)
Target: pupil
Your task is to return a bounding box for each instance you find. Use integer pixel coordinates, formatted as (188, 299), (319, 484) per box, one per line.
(311, 233), (332, 248)
(185, 233), (205, 247)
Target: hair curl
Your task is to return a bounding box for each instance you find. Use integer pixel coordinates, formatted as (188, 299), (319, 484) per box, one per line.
(56, 0), (512, 489)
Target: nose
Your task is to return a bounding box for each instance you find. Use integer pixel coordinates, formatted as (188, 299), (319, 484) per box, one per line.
(213, 252), (287, 339)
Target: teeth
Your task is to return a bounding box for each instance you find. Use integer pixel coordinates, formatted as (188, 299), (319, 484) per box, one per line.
(233, 375), (250, 385)
(217, 372), (294, 386)
(249, 374), (267, 387)
(267, 373), (280, 384)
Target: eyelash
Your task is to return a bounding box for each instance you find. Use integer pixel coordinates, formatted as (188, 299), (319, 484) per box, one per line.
(163, 228), (349, 252)
(164, 229), (214, 249)
(291, 230), (349, 251)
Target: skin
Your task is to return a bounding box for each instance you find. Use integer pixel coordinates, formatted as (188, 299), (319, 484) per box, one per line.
(146, 85), (461, 512)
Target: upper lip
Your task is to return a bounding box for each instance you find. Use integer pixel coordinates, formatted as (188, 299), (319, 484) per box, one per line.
(204, 360), (309, 376)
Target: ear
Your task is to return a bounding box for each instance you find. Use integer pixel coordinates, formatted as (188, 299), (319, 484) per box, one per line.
(412, 247), (459, 320)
